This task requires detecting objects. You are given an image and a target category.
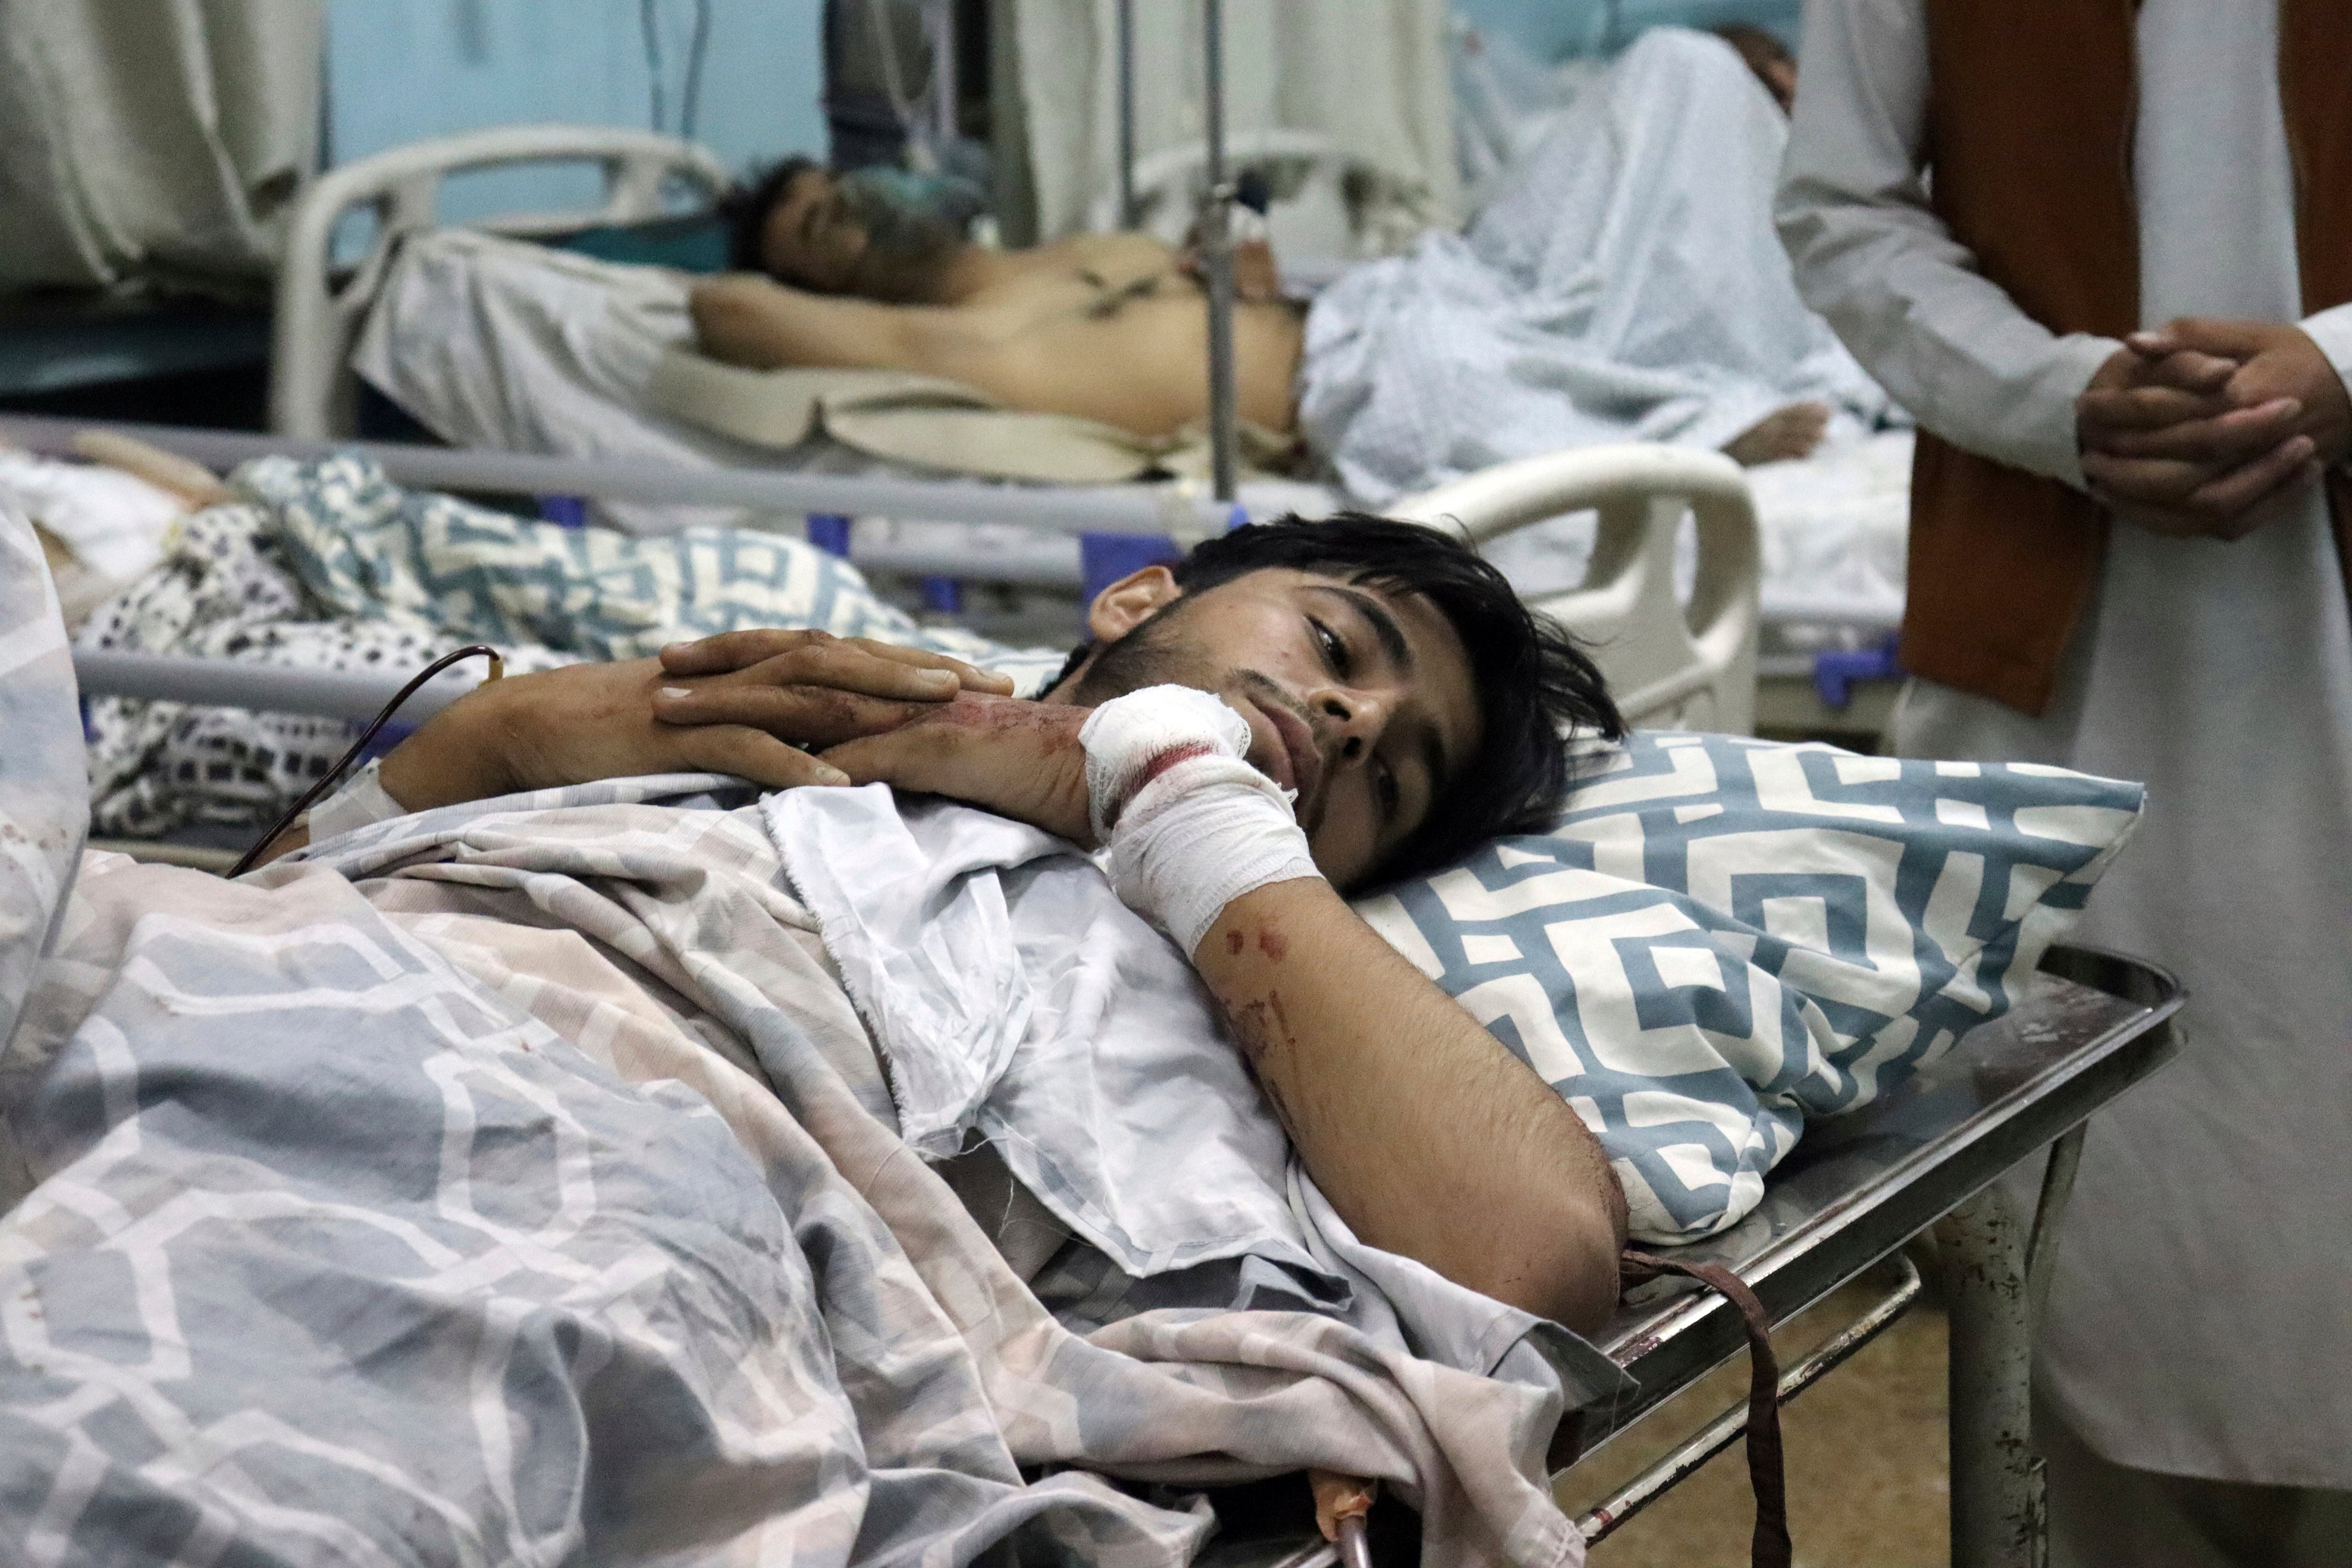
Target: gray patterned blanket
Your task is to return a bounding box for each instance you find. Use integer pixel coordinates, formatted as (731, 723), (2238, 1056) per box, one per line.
(2, 501), (1614, 1565)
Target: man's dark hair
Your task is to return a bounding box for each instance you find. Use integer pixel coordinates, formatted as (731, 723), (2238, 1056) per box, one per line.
(720, 156), (824, 273)
(1050, 513), (1624, 885)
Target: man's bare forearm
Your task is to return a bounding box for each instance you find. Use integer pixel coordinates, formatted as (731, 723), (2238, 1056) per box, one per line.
(689, 275), (923, 372)
(1189, 880), (1628, 1334)
(375, 672), (559, 814)
(245, 687), (515, 870)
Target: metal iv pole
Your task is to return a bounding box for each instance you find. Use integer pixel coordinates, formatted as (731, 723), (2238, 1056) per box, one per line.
(1200, 0), (1239, 504)
(1116, 0), (1137, 227)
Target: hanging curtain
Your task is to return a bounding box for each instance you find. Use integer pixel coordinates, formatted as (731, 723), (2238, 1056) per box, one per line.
(0, 0), (324, 294)
(999, 0), (1458, 247)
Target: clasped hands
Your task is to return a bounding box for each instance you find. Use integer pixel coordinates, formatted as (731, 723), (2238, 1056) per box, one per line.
(2076, 317), (2351, 541)
(379, 628), (1096, 844)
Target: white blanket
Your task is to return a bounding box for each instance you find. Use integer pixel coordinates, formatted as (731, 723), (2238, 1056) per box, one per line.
(768, 782), (1581, 1379)
(1479, 428), (1914, 627)
(1299, 27), (1898, 505)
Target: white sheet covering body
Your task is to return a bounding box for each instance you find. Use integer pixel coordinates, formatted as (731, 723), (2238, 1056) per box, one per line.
(1299, 27), (1895, 506)
(350, 231), (779, 536)
(1781, 0), (2352, 1488)
(766, 782), (1591, 1385)
(0, 732), (1621, 1562)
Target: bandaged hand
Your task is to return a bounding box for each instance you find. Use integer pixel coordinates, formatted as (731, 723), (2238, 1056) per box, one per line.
(1081, 685), (1322, 957)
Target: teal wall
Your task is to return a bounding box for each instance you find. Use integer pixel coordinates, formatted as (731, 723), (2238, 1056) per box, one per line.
(1452, 0), (1801, 61)
(325, 0), (826, 221)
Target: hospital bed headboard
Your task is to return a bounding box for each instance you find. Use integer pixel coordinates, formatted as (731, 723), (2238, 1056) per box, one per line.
(271, 125), (730, 440)
(1391, 444), (1761, 734)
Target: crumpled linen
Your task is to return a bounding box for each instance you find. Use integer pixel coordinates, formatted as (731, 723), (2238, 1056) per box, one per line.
(73, 454), (1063, 838)
(766, 780), (1623, 1417)
(0, 497), (85, 1096)
(0, 714), (1624, 1561)
(1299, 27), (1897, 504)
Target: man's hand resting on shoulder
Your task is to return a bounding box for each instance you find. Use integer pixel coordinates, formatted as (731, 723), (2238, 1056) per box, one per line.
(377, 630), (1015, 814)
(2076, 317), (2349, 540)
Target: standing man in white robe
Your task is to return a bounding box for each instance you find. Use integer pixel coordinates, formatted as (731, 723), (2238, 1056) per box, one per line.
(1777, 3), (2352, 1565)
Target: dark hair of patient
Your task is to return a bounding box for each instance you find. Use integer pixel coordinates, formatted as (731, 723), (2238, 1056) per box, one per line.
(1052, 514), (1625, 886)
(720, 156), (822, 272)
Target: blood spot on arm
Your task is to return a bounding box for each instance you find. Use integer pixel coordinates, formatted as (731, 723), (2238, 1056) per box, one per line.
(1255, 927), (1288, 962)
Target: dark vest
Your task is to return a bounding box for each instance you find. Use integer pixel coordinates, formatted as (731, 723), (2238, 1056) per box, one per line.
(1907, 0), (2352, 714)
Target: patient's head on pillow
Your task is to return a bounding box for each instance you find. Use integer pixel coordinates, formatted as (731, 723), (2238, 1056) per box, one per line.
(1043, 514), (1621, 890)
(1713, 23), (1797, 114)
(723, 159), (973, 303)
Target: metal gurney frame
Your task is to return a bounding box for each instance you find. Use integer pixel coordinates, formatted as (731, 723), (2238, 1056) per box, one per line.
(1209, 946), (2182, 1568)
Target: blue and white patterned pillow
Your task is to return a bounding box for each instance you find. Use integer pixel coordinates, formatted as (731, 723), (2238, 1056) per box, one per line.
(1353, 732), (2144, 1242)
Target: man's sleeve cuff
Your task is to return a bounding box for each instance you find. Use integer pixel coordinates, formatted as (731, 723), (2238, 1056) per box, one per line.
(2301, 303), (2352, 388)
(2044, 333), (2127, 493)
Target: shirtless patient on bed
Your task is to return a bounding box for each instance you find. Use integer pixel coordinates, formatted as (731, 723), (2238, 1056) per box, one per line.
(690, 161), (1305, 439)
(690, 160), (1828, 461)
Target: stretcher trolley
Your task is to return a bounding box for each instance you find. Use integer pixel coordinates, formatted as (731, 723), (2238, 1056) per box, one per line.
(1212, 945), (2183, 1568)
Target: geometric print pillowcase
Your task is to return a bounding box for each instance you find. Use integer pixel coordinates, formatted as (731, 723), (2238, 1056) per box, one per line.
(1352, 731), (2144, 1243)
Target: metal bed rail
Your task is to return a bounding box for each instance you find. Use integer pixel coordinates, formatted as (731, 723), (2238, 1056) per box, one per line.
(17, 415), (1764, 736)
(69, 651), (477, 724)
(0, 413), (1235, 541)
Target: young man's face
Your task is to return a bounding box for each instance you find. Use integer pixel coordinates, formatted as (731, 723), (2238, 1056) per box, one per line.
(757, 168), (866, 293)
(755, 168), (966, 302)
(1060, 567), (1483, 890)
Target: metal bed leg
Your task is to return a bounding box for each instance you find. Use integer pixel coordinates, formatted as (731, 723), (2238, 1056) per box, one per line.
(1937, 1124), (2086, 1568)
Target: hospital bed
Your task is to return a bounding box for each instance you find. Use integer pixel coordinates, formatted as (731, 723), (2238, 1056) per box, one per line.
(8, 407), (1761, 739)
(255, 6), (1906, 740)
(15, 409), (2171, 1566)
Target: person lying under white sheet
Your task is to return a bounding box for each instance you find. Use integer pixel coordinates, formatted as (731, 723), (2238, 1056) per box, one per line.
(1300, 24), (1902, 502)
(257, 514), (1631, 1331)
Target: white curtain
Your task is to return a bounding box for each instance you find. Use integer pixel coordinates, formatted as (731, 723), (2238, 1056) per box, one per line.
(1004, 0), (1458, 244)
(0, 0), (324, 292)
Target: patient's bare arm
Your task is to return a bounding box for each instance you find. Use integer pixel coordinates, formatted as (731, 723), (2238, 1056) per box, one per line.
(691, 274), (930, 373)
(254, 633), (1009, 863)
(1190, 882), (1628, 1334)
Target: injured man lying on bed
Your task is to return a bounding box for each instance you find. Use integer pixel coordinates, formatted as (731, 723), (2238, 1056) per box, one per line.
(0, 511), (1638, 1565)
(680, 22), (1885, 481)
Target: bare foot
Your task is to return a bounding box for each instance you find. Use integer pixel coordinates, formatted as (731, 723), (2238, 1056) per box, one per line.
(1723, 401), (1831, 465)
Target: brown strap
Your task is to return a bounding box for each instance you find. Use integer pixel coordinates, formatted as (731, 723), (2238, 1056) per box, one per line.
(1621, 1250), (1790, 1568)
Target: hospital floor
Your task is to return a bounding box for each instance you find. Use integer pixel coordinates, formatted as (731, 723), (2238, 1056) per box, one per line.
(1556, 1252), (1950, 1568)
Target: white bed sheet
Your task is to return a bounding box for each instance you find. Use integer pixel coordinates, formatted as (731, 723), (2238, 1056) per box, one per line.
(1479, 429), (1910, 629)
